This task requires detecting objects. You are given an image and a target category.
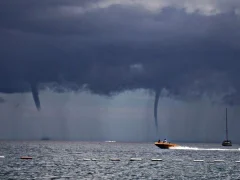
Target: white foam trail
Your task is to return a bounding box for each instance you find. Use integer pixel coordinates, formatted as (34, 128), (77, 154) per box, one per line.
(170, 146), (240, 151)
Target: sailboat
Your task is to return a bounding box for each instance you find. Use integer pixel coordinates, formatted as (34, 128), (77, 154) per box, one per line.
(222, 108), (232, 146)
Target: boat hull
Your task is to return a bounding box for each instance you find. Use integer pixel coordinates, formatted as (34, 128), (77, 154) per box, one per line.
(222, 140), (232, 146)
(154, 142), (178, 149)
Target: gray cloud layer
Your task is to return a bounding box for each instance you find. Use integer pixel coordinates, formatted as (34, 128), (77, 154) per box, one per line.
(1, 0), (240, 108)
(0, 97), (5, 103)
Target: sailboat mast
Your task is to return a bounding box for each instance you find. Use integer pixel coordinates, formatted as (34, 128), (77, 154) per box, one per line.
(226, 107), (228, 140)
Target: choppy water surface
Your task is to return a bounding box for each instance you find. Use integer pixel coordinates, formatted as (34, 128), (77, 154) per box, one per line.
(0, 141), (240, 179)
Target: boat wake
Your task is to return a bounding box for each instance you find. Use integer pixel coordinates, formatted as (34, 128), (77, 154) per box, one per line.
(170, 146), (240, 151)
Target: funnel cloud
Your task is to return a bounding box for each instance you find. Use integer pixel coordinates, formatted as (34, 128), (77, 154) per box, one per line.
(30, 82), (41, 111)
(1, 0), (240, 132)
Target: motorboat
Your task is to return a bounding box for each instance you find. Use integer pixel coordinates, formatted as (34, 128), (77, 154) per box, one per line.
(154, 140), (179, 149)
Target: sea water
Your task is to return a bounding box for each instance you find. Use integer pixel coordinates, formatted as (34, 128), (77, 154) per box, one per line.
(0, 141), (240, 179)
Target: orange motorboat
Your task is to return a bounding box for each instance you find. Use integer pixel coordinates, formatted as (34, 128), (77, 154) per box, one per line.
(154, 140), (179, 149)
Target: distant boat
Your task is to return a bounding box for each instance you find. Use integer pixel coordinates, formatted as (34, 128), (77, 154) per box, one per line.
(105, 141), (116, 143)
(41, 137), (50, 141)
(222, 108), (232, 146)
(154, 139), (179, 149)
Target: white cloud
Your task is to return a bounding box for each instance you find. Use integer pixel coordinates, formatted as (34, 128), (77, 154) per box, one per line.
(56, 0), (240, 16)
(130, 63), (144, 73)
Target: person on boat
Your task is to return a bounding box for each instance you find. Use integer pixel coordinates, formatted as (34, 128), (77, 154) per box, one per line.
(158, 139), (161, 143)
(163, 138), (167, 143)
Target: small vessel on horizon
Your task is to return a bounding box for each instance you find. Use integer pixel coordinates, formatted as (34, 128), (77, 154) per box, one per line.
(41, 137), (50, 141)
(154, 139), (179, 149)
(105, 141), (116, 143)
(222, 108), (232, 146)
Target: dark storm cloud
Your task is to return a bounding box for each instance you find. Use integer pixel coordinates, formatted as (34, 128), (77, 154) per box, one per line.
(1, 0), (240, 110)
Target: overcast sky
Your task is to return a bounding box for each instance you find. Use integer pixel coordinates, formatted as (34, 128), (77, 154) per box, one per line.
(1, 0), (240, 142)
